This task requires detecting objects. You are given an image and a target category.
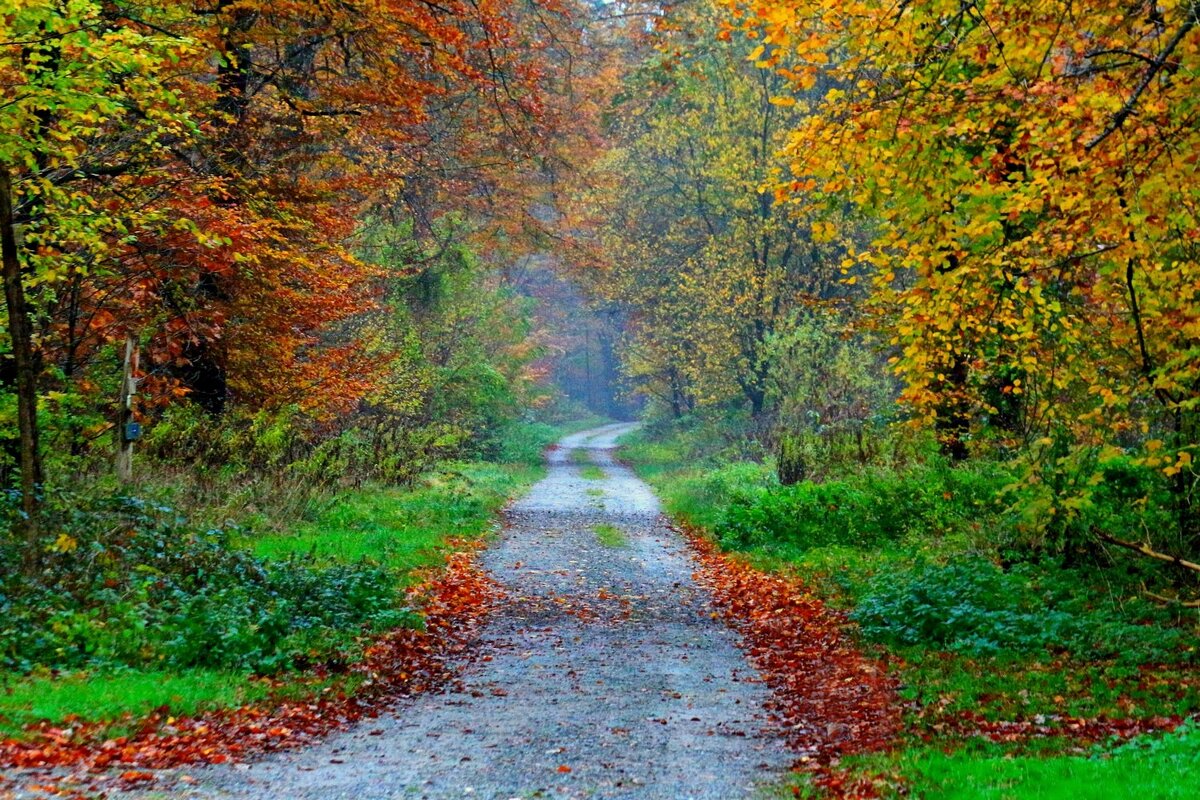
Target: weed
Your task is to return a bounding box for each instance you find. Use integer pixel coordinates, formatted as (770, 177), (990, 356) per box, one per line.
(579, 465), (606, 480)
(594, 524), (628, 548)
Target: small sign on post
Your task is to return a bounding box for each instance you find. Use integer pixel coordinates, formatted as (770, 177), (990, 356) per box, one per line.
(116, 333), (140, 483)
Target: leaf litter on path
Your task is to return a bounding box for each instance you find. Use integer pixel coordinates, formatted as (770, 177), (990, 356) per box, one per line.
(681, 526), (900, 797)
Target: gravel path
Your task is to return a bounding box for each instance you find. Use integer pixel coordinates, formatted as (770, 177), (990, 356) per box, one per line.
(162, 423), (789, 799)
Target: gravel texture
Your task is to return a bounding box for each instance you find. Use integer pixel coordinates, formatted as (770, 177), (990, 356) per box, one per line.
(119, 423), (789, 799)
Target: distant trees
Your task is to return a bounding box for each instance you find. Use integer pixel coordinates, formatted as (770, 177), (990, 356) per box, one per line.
(578, 0), (852, 421)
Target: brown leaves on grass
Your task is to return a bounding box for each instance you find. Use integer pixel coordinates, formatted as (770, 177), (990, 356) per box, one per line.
(925, 710), (1183, 744)
(0, 544), (500, 777)
(681, 527), (900, 796)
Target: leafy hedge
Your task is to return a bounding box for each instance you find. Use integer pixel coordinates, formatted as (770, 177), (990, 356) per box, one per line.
(1, 494), (414, 674)
(713, 463), (1010, 552)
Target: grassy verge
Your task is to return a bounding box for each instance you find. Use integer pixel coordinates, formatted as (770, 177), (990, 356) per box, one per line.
(0, 419), (601, 741)
(248, 462), (538, 575)
(811, 721), (1200, 800)
(0, 670), (346, 741)
(619, 423), (1200, 799)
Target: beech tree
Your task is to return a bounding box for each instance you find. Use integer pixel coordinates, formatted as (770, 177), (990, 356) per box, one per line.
(732, 0), (1200, 546)
(1, 0), (196, 531)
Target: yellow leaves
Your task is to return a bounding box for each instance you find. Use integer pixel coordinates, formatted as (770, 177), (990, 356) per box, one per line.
(1165, 451), (1194, 478)
(725, 0), (1200, 455)
(48, 533), (78, 554)
(810, 220), (837, 243)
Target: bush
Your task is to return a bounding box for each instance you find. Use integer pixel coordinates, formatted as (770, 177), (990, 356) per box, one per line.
(0, 492), (413, 674)
(715, 463), (1009, 553)
(852, 559), (1193, 664)
(490, 420), (561, 467)
(659, 461), (775, 531)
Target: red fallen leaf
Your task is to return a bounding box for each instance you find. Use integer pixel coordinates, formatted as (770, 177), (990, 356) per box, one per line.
(675, 522), (1187, 798)
(929, 709), (1183, 744)
(119, 770), (155, 784)
(680, 524), (901, 798)
(556, 764), (572, 773)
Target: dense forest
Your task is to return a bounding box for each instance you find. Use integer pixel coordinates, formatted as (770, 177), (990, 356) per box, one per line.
(3, 1), (1200, 798)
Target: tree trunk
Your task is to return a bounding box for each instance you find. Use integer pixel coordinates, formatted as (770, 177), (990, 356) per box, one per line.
(1174, 407), (1200, 553)
(668, 366), (687, 419)
(935, 352), (971, 461)
(0, 166), (42, 541)
(116, 334), (139, 484)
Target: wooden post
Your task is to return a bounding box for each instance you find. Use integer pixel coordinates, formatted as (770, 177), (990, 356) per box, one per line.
(116, 333), (139, 484)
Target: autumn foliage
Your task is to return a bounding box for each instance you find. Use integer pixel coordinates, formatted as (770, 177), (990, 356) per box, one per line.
(723, 0), (1200, 547)
(686, 526), (901, 762)
(1, 0), (581, 503)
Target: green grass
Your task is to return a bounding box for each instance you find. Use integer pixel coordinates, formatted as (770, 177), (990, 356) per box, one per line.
(248, 461), (535, 577)
(586, 487), (605, 497)
(0, 671), (273, 739)
(892, 724), (1200, 799)
(776, 727), (1200, 799)
(593, 523), (628, 548)
(0, 670), (356, 741)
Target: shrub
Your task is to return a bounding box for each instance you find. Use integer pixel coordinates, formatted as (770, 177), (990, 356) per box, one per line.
(490, 420), (561, 467)
(852, 559), (1193, 664)
(661, 461), (775, 531)
(0, 492), (413, 674)
(715, 463), (1010, 553)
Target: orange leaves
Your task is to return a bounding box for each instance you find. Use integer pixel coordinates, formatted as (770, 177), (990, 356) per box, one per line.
(683, 526), (899, 795)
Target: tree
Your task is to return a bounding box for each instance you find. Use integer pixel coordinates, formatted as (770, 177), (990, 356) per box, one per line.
(3, 0), (580, 456)
(578, 0), (847, 420)
(732, 0), (1200, 547)
(0, 0), (197, 531)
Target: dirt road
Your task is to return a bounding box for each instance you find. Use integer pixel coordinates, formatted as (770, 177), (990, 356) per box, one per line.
(174, 423), (789, 799)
